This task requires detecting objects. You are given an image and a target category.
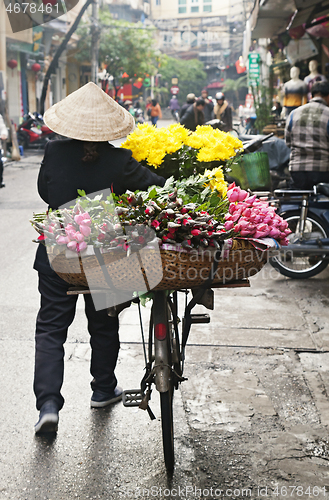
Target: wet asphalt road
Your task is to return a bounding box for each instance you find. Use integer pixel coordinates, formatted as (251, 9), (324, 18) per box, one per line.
(1, 132), (329, 500)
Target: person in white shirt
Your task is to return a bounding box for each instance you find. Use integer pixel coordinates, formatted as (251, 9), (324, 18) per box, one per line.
(0, 113), (8, 188)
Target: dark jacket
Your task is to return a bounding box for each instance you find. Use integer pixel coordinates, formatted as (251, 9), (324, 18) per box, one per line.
(179, 100), (195, 119)
(214, 101), (233, 132)
(202, 99), (214, 122)
(180, 104), (204, 131)
(34, 138), (165, 274)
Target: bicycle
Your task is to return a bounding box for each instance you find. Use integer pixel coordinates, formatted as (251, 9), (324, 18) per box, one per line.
(119, 246), (253, 472)
(67, 250), (251, 472)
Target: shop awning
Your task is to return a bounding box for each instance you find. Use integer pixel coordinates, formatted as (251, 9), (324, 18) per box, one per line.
(288, 0), (329, 29)
(250, 0), (329, 38)
(206, 81), (224, 89)
(251, 0), (296, 38)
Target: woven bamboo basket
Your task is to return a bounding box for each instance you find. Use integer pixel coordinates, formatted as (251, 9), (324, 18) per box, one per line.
(47, 239), (267, 291)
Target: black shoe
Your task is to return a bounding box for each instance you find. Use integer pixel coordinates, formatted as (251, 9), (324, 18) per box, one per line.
(35, 400), (59, 434)
(91, 386), (123, 408)
(0, 183), (5, 188)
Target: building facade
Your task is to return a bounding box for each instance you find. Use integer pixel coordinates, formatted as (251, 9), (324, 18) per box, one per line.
(150, 0), (252, 84)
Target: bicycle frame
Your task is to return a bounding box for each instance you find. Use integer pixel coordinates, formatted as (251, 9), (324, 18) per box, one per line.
(67, 275), (250, 472)
(153, 291), (172, 393)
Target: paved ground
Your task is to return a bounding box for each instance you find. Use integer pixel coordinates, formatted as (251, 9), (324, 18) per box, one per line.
(1, 128), (329, 500)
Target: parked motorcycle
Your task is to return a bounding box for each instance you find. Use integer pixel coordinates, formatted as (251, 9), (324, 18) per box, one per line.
(269, 184), (329, 279)
(17, 112), (57, 149)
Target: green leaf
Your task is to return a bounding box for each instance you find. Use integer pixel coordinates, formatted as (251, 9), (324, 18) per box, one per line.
(210, 193), (220, 207)
(77, 189), (86, 197)
(148, 187), (157, 199)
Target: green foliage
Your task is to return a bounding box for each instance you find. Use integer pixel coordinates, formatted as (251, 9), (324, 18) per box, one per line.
(75, 9), (160, 95)
(159, 55), (207, 105)
(223, 76), (248, 93)
(137, 175), (228, 218)
(137, 143), (227, 181)
(223, 76), (248, 108)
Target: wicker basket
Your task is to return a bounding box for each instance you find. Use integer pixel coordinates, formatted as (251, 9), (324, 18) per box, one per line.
(48, 239), (267, 291)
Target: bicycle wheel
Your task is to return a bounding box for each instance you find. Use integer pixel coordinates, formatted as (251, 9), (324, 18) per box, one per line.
(152, 292), (175, 472)
(160, 302), (177, 472)
(160, 387), (174, 472)
(270, 211), (329, 279)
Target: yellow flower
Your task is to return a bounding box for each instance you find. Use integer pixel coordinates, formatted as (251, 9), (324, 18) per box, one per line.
(203, 167), (227, 197)
(121, 123), (243, 168)
(185, 125), (243, 163)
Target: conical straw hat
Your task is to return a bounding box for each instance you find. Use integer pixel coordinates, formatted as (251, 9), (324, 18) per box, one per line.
(44, 82), (135, 141)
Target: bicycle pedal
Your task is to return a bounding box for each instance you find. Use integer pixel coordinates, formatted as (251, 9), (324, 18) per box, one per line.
(122, 389), (143, 407)
(190, 313), (210, 324)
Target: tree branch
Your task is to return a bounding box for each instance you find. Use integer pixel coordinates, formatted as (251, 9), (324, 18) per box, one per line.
(40, 0), (94, 115)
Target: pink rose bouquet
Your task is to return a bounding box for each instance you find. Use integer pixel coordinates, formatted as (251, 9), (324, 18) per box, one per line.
(224, 183), (291, 245)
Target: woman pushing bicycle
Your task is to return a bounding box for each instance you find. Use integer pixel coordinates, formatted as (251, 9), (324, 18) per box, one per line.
(33, 82), (165, 434)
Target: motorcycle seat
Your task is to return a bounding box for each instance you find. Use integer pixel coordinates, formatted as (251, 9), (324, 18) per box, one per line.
(316, 183), (329, 197)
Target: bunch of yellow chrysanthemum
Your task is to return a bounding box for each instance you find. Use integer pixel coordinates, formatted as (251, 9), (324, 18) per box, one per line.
(122, 123), (242, 170)
(187, 126), (243, 163)
(121, 123), (190, 167)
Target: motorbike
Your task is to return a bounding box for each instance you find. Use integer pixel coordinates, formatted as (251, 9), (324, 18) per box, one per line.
(206, 118), (232, 132)
(17, 112), (57, 150)
(171, 109), (180, 122)
(269, 183), (329, 279)
(134, 107), (145, 124)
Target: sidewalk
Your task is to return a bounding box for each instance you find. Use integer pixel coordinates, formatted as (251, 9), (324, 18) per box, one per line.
(3, 151), (43, 169)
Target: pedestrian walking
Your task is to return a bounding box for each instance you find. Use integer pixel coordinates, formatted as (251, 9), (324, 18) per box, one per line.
(180, 93), (196, 119)
(168, 95), (180, 121)
(285, 81), (329, 189)
(0, 113), (8, 188)
(200, 89), (214, 122)
(150, 99), (162, 126)
(134, 97), (145, 112)
(33, 82), (165, 434)
(214, 92), (233, 132)
(180, 97), (205, 131)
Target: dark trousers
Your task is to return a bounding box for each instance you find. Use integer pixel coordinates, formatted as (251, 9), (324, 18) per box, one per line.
(0, 157), (3, 184)
(34, 272), (120, 411)
(290, 171), (329, 190)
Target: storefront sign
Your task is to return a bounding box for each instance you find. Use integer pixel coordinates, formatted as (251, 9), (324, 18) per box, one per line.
(248, 52), (261, 87)
(7, 27), (43, 55)
(170, 85), (179, 95)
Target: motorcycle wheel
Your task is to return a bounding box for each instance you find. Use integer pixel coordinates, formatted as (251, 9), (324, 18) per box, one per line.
(270, 211), (329, 279)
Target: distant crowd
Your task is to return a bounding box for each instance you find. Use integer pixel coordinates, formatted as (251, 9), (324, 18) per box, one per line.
(115, 90), (233, 132)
